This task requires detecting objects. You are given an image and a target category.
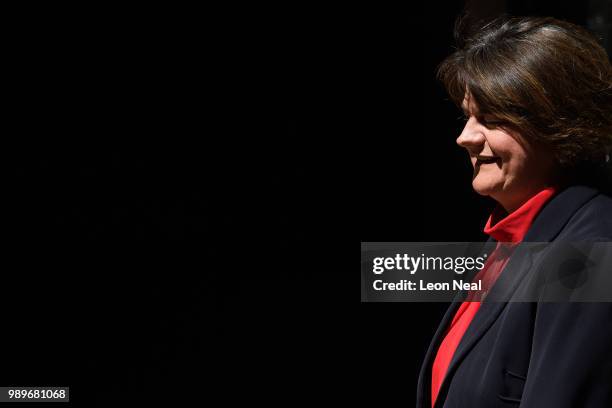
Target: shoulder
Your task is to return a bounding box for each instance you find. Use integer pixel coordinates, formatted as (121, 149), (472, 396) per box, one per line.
(557, 191), (612, 241)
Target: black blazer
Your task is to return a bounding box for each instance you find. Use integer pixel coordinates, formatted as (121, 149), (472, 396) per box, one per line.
(417, 185), (612, 408)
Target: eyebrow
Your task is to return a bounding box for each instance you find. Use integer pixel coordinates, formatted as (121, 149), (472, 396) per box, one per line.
(461, 104), (480, 116)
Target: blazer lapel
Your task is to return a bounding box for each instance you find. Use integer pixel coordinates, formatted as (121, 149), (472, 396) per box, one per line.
(416, 291), (463, 408)
(417, 242), (495, 407)
(432, 245), (535, 406)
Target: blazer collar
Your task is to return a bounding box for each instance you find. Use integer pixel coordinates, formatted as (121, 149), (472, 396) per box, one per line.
(522, 185), (598, 242)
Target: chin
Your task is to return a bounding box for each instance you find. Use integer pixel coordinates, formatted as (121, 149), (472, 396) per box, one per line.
(472, 178), (502, 197)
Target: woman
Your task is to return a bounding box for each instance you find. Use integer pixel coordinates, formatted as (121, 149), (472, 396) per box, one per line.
(417, 16), (612, 407)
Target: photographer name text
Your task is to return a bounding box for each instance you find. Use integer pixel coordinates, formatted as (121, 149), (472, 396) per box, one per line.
(373, 279), (482, 291)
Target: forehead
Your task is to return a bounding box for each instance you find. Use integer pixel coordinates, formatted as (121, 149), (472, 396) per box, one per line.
(461, 94), (477, 113)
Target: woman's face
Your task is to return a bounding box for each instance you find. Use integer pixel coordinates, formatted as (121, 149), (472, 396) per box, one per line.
(457, 95), (556, 212)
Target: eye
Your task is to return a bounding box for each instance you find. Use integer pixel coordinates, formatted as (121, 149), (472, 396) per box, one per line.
(479, 115), (504, 128)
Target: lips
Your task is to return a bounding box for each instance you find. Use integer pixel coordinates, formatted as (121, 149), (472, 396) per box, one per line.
(476, 155), (500, 164)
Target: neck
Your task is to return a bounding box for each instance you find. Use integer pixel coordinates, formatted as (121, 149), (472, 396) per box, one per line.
(494, 185), (553, 214)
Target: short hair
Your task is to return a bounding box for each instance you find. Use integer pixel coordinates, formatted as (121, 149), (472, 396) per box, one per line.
(437, 15), (612, 181)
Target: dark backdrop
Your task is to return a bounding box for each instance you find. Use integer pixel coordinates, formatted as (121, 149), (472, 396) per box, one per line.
(4, 6), (321, 406)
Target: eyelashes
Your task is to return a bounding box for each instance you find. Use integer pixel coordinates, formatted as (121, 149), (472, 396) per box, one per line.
(480, 117), (504, 128)
(457, 114), (503, 128)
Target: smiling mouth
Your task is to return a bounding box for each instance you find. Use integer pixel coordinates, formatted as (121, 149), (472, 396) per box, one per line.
(476, 156), (500, 164)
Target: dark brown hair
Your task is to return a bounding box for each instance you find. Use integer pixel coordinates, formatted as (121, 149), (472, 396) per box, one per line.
(437, 15), (612, 185)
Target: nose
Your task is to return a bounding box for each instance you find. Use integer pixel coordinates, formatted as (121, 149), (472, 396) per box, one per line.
(456, 118), (486, 152)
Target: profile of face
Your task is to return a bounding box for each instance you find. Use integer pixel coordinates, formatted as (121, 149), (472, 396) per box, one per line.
(457, 95), (557, 213)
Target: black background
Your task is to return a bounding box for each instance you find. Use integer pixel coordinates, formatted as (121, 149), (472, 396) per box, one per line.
(4, 5), (323, 406)
(1, 1), (605, 406)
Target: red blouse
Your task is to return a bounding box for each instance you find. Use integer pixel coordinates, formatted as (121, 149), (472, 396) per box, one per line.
(430, 187), (556, 407)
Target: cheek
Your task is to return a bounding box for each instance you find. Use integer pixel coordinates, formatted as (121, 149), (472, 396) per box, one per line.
(501, 150), (531, 180)
(494, 138), (530, 175)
